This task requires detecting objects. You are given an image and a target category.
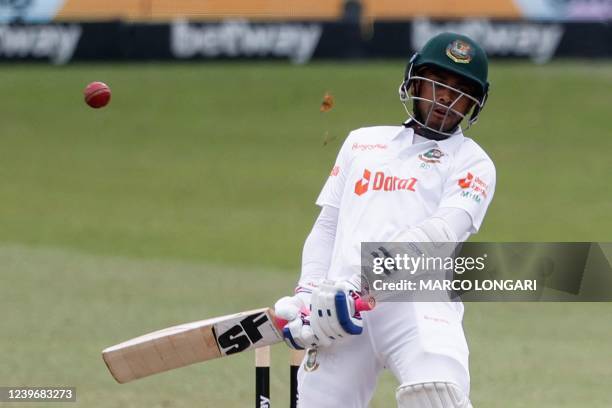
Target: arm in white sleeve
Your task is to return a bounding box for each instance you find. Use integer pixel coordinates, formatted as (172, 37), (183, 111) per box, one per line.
(297, 205), (339, 291)
(429, 207), (473, 243)
(394, 207), (473, 244)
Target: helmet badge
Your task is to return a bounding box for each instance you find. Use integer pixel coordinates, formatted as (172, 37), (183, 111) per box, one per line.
(445, 40), (474, 64)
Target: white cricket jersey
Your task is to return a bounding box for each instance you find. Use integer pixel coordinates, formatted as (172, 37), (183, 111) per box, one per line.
(316, 125), (496, 280)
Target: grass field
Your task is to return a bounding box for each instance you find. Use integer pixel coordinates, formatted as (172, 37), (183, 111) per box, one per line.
(1, 61), (611, 407)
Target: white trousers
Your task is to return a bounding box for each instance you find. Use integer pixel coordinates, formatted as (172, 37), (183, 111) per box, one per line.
(297, 301), (470, 407)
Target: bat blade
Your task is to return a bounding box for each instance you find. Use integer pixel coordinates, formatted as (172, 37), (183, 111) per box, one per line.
(102, 307), (283, 383)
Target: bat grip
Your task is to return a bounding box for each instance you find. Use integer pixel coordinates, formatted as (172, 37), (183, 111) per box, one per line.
(274, 296), (374, 329)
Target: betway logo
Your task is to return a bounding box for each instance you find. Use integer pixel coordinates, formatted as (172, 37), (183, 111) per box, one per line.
(354, 169), (417, 196)
(412, 18), (563, 64)
(171, 19), (322, 64)
(0, 24), (81, 64)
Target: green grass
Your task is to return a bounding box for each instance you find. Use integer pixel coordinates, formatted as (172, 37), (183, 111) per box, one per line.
(0, 61), (611, 407)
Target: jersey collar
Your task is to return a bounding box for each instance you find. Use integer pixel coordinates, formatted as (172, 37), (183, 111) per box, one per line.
(397, 120), (465, 155)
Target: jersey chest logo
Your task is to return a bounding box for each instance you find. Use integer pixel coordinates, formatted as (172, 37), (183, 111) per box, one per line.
(354, 169), (417, 196)
(418, 148), (445, 164)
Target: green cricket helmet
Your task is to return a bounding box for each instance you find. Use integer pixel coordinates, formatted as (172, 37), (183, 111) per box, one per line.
(399, 32), (490, 137)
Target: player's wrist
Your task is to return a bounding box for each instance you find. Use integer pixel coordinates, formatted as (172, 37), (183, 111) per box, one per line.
(294, 290), (312, 309)
(295, 280), (320, 306)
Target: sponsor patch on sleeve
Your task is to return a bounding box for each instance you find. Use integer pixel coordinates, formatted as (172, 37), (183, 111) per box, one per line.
(458, 171), (489, 203)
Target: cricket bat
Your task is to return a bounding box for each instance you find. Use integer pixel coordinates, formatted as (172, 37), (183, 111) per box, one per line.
(102, 298), (373, 384)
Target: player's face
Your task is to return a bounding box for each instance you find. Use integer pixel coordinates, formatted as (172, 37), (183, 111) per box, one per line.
(412, 67), (478, 133)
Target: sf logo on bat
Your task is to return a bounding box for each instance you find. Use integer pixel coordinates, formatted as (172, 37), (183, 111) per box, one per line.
(215, 312), (276, 355)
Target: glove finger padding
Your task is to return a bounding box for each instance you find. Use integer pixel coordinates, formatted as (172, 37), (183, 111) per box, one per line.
(333, 279), (364, 335)
(317, 284), (344, 340)
(309, 287), (334, 347)
(334, 290), (364, 335)
(274, 296), (301, 321)
(275, 294), (315, 350)
(282, 312), (315, 350)
(310, 280), (364, 345)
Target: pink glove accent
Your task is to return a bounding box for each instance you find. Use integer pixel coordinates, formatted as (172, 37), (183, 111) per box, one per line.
(274, 297), (374, 329)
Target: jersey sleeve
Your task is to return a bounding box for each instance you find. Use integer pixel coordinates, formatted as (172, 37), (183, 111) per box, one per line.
(315, 133), (354, 209)
(438, 155), (496, 233)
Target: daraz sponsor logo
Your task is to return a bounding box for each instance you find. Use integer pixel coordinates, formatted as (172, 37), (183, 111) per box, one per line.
(354, 169), (417, 196)
(458, 171), (489, 203)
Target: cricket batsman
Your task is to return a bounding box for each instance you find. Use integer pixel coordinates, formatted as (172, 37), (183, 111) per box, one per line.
(275, 32), (495, 407)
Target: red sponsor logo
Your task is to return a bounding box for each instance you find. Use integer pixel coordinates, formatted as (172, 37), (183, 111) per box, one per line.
(471, 175), (489, 198)
(354, 169), (417, 196)
(330, 165), (340, 177)
(458, 171), (489, 200)
(352, 143), (388, 151)
(458, 172), (474, 189)
(354, 169), (371, 195)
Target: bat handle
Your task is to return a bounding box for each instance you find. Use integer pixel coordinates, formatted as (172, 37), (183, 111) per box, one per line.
(274, 296), (374, 329)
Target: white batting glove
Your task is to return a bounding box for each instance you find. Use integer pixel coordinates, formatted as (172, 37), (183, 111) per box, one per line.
(274, 287), (316, 350)
(309, 275), (365, 347)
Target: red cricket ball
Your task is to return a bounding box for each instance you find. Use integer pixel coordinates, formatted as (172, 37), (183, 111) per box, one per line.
(84, 81), (111, 109)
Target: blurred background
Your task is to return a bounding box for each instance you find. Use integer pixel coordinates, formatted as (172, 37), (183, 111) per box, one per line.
(1, 1), (611, 407)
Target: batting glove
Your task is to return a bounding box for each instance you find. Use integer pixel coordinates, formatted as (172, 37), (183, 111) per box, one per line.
(274, 286), (316, 350)
(309, 275), (365, 346)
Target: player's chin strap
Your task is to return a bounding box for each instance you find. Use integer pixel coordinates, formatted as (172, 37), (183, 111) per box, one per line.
(399, 53), (488, 140)
(403, 118), (455, 141)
